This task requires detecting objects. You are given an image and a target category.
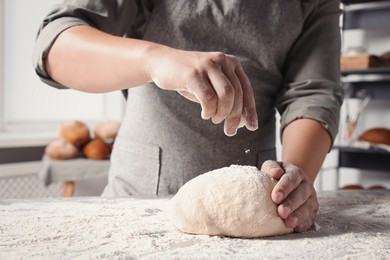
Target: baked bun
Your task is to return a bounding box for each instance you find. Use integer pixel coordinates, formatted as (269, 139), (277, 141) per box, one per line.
(380, 51), (390, 61)
(58, 120), (91, 146)
(340, 184), (364, 190)
(94, 120), (121, 142)
(358, 128), (390, 146)
(45, 139), (80, 160)
(367, 185), (387, 190)
(82, 139), (110, 160)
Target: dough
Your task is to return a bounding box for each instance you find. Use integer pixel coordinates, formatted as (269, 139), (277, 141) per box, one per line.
(169, 165), (293, 238)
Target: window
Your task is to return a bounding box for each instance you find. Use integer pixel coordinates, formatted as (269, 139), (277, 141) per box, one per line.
(0, 0), (125, 144)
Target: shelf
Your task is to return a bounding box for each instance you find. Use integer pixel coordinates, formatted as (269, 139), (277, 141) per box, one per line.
(342, 0), (389, 4)
(334, 146), (390, 172)
(343, 81), (390, 99)
(341, 67), (390, 76)
(335, 145), (389, 154)
(341, 69), (390, 99)
(342, 1), (390, 30)
(338, 1), (390, 176)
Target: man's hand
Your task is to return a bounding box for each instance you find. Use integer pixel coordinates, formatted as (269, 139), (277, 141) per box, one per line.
(261, 160), (318, 232)
(146, 47), (258, 136)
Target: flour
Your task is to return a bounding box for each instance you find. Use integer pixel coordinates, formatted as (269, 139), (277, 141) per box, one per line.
(169, 165), (293, 238)
(0, 191), (389, 259)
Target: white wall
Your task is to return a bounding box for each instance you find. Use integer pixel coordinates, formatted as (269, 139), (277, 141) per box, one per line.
(0, 0), (125, 145)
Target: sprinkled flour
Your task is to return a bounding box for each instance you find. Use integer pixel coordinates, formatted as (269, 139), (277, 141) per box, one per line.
(0, 191), (389, 259)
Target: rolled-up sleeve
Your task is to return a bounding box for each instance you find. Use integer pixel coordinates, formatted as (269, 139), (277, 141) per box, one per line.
(33, 0), (150, 89)
(277, 0), (344, 146)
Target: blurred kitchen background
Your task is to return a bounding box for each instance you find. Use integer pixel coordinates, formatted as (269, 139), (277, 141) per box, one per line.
(0, 0), (389, 199)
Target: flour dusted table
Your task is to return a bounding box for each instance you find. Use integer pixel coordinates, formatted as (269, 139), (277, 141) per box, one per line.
(0, 190), (389, 259)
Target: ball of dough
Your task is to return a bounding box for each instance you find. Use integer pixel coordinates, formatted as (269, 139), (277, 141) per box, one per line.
(82, 139), (110, 160)
(169, 165), (293, 238)
(45, 139), (80, 160)
(94, 120), (121, 142)
(58, 120), (91, 146)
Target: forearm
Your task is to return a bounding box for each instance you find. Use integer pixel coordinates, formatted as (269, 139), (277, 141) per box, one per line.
(281, 118), (331, 182)
(46, 25), (164, 93)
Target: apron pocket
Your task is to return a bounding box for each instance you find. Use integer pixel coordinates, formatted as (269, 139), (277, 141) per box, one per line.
(108, 139), (161, 196)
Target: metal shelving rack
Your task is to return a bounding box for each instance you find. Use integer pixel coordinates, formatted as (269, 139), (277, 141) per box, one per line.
(336, 0), (390, 177)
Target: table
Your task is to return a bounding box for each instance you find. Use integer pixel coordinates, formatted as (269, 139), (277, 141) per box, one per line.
(38, 156), (110, 197)
(0, 190), (389, 259)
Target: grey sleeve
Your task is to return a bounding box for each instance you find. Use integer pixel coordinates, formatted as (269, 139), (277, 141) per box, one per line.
(32, 0), (152, 89)
(276, 0), (344, 146)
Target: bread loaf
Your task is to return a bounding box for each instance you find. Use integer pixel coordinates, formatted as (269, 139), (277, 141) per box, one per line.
(94, 120), (121, 142)
(45, 139), (80, 160)
(358, 128), (390, 146)
(340, 184), (364, 190)
(82, 139), (110, 160)
(58, 120), (90, 146)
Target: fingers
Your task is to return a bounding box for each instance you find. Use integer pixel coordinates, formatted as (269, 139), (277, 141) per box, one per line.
(235, 65), (258, 131)
(220, 55), (258, 135)
(220, 59), (243, 136)
(177, 90), (199, 103)
(281, 194), (318, 232)
(187, 52), (257, 136)
(262, 160), (319, 232)
(261, 160), (287, 204)
(277, 179), (314, 219)
(261, 160), (285, 180)
(292, 198), (318, 232)
(186, 69), (219, 120)
(272, 163), (305, 204)
(207, 63), (236, 125)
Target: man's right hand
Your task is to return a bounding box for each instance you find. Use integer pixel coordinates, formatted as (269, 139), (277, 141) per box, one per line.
(146, 47), (258, 136)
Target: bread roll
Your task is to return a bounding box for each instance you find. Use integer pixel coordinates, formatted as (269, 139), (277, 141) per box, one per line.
(82, 139), (110, 160)
(340, 184), (364, 190)
(358, 128), (390, 146)
(45, 139), (80, 160)
(94, 120), (121, 142)
(58, 120), (91, 146)
(380, 51), (390, 61)
(367, 185), (387, 190)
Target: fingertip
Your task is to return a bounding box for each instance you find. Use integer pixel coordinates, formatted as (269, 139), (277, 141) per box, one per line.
(245, 121), (258, 132)
(262, 160), (280, 171)
(273, 191), (285, 205)
(211, 116), (224, 124)
(285, 215), (299, 229)
(271, 167), (285, 178)
(243, 107), (258, 131)
(224, 126), (237, 137)
(295, 224), (305, 233)
(201, 109), (211, 120)
(294, 222), (310, 233)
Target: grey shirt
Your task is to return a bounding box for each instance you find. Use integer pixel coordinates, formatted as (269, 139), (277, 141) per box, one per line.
(33, 0), (343, 196)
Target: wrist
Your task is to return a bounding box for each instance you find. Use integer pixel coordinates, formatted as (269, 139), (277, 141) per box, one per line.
(142, 43), (174, 84)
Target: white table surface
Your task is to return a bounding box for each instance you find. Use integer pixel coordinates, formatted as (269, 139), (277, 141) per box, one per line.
(0, 190), (389, 259)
